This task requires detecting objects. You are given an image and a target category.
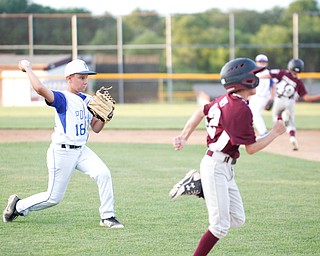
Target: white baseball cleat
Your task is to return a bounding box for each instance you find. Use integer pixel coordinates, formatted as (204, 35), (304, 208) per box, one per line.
(169, 170), (203, 199)
(290, 136), (299, 151)
(281, 109), (290, 126)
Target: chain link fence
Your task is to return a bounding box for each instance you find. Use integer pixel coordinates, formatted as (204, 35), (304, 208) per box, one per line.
(0, 12), (320, 104)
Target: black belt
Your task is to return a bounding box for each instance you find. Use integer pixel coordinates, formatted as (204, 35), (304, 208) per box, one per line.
(206, 150), (237, 165)
(277, 95), (294, 99)
(61, 144), (82, 149)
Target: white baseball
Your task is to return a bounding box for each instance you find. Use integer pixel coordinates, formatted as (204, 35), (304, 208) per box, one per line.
(20, 59), (30, 65)
(19, 59), (31, 72)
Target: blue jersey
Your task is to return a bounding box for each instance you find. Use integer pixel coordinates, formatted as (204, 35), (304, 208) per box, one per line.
(47, 91), (93, 145)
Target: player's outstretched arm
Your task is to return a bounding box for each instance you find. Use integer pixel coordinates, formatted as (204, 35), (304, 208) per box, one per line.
(256, 72), (271, 79)
(245, 120), (286, 154)
(302, 94), (320, 102)
(173, 107), (204, 151)
(18, 60), (54, 103)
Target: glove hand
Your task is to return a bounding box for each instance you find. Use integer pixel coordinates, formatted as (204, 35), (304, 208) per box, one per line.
(88, 86), (115, 123)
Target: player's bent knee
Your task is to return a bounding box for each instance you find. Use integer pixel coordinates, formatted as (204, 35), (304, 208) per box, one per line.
(46, 201), (59, 207)
(209, 226), (229, 239)
(232, 215), (246, 228)
(47, 193), (65, 206)
(94, 168), (111, 180)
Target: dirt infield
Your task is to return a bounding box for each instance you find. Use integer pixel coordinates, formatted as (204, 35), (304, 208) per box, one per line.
(0, 129), (319, 162)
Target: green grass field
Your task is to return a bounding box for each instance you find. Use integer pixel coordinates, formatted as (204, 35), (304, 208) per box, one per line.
(0, 102), (320, 130)
(0, 142), (319, 255)
(0, 103), (320, 255)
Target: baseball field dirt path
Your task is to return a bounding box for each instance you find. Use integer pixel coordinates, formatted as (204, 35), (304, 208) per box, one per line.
(0, 129), (319, 162)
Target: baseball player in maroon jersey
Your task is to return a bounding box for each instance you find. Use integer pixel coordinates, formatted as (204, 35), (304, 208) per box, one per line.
(170, 58), (286, 256)
(260, 58), (320, 150)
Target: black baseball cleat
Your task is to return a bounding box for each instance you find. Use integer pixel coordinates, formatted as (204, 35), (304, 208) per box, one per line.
(3, 194), (21, 222)
(100, 217), (124, 228)
(169, 170), (204, 199)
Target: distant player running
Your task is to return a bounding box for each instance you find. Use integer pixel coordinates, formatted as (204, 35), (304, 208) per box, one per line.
(170, 58), (286, 255)
(260, 58), (320, 150)
(3, 59), (124, 228)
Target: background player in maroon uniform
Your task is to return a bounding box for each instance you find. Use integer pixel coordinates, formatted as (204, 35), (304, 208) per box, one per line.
(171, 58), (286, 256)
(260, 58), (320, 150)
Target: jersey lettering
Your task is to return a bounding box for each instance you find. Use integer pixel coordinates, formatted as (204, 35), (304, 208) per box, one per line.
(206, 102), (221, 139)
(219, 96), (228, 108)
(75, 123), (86, 136)
(75, 110), (85, 119)
(49, 91), (92, 144)
(75, 109), (90, 137)
(276, 75), (297, 98)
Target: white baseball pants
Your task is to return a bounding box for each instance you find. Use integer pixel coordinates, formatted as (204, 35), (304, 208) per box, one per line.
(249, 94), (270, 136)
(200, 151), (245, 239)
(16, 143), (115, 220)
(272, 96), (296, 132)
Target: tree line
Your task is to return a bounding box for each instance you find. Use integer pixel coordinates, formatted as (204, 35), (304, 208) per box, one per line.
(1, 0), (320, 72)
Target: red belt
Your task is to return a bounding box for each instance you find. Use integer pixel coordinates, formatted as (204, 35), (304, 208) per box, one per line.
(206, 150), (236, 165)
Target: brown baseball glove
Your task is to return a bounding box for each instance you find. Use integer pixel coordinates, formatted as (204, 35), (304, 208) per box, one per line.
(87, 86), (115, 122)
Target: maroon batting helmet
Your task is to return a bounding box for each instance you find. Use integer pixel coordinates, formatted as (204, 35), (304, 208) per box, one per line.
(220, 58), (265, 93)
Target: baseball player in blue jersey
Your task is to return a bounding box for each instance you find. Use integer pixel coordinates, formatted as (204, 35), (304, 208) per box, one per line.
(170, 58), (286, 255)
(3, 59), (124, 228)
(249, 54), (274, 137)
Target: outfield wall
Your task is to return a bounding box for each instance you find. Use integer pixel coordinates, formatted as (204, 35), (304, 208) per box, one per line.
(1, 72), (319, 106)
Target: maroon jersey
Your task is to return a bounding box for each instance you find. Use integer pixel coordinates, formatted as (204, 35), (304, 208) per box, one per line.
(203, 93), (256, 159)
(269, 69), (307, 98)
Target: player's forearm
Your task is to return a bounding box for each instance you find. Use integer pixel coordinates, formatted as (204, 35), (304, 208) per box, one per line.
(91, 118), (105, 133)
(257, 73), (271, 79)
(303, 94), (320, 102)
(25, 69), (53, 100)
(245, 132), (278, 154)
(179, 108), (204, 140)
(24, 68), (42, 90)
(246, 120), (286, 154)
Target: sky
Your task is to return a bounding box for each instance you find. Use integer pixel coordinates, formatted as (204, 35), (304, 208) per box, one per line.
(32, 0), (296, 16)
